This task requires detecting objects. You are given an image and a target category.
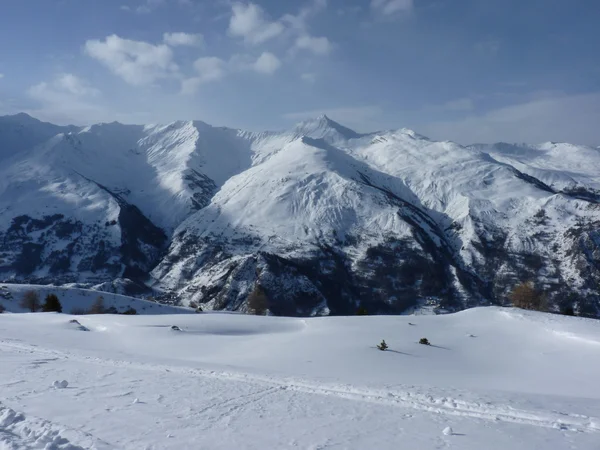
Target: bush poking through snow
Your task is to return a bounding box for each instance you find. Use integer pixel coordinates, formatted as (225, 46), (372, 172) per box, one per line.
(20, 290), (40, 312)
(509, 282), (547, 311)
(248, 284), (269, 316)
(377, 339), (388, 351)
(419, 338), (430, 346)
(42, 294), (62, 313)
(122, 307), (137, 315)
(561, 305), (576, 316)
(89, 296), (106, 314)
(356, 306), (368, 316)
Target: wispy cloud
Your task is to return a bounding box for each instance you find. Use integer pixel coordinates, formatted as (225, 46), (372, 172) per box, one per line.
(371, 0), (414, 15)
(163, 32), (204, 47)
(181, 57), (227, 94)
(419, 92), (600, 145)
(26, 74), (106, 124)
(182, 52), (282, 94)
(294, 35), (333, 55)
(301, 73), (317, 83)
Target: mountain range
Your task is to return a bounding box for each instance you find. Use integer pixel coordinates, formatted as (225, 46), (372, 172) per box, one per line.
(0, 112), (598, 317)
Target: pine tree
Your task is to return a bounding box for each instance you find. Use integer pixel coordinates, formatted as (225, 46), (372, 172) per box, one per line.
(42, 294), (62, 313)
(247, 284), (269, 315)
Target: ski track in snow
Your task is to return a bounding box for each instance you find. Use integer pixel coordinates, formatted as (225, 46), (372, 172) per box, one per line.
(1, 338), (598, 435)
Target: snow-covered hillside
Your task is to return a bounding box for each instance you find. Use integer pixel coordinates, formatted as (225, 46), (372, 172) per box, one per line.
(0, 113), (599, 316)
(0, 308), (598, 449)
(0, 283), (191, 315)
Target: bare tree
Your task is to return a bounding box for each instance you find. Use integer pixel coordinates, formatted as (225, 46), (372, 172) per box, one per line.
(509, 282), (547, 311)
(20, 290), (40, 312)
(247, 284), (269, 316)
(89, 296), (106, 314)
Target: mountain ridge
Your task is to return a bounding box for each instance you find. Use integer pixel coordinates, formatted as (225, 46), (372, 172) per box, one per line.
(0, 112), (598, 317)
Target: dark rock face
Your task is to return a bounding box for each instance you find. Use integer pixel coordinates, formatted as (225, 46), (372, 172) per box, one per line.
(0, 188), (168, 286)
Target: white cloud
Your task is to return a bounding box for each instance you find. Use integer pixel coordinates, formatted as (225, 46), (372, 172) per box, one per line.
(295, 35), (333, 55)
(418, 92), (600, 146)
(194, 57), (226, 81)
(54, 73), (100, 97)
(283, 0), (327, 30)
(253, 52), (281, 74)
(228, 2), (284, 45)
(26, 74), (106, 124)
(163, 32), (203, 47)
(371, 0), (413, 14)
(135, 0), (164, 14)
(85, 34), (178, 86)
(181, 57), (227, 94)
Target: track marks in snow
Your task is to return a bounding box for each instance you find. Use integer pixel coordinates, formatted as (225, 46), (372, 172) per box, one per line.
(0, 402), (112, 450)
(1, 338), (597, 434)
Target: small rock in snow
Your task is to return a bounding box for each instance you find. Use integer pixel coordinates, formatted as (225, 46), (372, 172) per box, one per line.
(60, 380), (69, 388)
(443, 426), (453, 436)
(133, 398), (140, 404)
(52, 381), (61, 389)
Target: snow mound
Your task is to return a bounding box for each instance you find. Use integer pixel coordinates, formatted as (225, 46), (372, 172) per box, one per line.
(0, 402), (108, 449)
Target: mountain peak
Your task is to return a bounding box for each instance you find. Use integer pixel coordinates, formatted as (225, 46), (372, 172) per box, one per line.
(293, 115), (362, 142)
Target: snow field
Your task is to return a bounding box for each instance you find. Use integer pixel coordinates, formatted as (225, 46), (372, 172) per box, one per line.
(0, 307), (599, 449)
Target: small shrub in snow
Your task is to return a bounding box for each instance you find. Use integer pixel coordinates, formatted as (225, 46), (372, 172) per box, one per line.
(20, 290), (40, 312)
(42, 294), (62, 313)
(561, 305), (576, 316)
(419, 338), (430, 346)
(356, 306), (368, 316)
(377, 340), (388, 351)
(122, 307), (137, 315)
(89, 296), (106, 314)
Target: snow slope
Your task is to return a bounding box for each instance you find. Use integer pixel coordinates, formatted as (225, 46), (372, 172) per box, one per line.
(0, 308), (599, 449)
(0, 283), (192, 315)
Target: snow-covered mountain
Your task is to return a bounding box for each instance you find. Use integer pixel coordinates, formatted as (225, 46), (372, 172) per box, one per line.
(0, 113), (598, 316)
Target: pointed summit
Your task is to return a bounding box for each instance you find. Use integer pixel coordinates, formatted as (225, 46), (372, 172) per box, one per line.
(293, 114), (363, 143)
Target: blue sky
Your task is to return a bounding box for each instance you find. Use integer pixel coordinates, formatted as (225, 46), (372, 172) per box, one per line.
(0, 0), (599, 144)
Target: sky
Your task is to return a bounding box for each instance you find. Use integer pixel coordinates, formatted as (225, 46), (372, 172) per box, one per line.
(0, 0), (599, 145)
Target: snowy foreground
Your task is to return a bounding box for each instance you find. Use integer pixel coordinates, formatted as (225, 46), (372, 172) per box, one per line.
(1, 308), (599, 449)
